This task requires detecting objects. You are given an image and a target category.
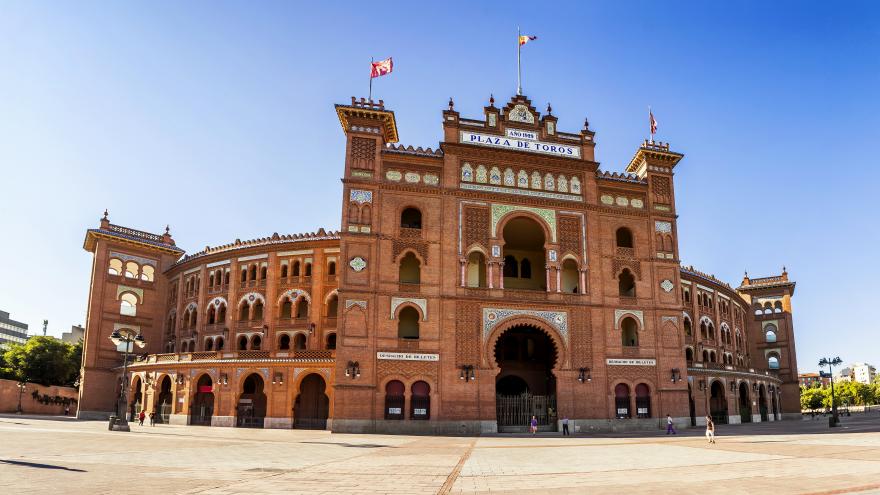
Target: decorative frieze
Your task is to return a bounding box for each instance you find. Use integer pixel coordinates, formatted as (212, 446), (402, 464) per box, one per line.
(614, 309), (644, 329)
(390, 297), (427, 320)
(349, 189), (373, 204)
(482, 308), (568, 344)
(490, 204), (557, 242)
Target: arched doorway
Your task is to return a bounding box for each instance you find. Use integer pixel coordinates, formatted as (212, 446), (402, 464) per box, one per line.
(771, 387), (780, 420)
(501, 217), (546, 291)
(710, 381), (728, 425)
(294, 373), (329, 430)
(494, 324), (557, 432)
(759, 384), (768, 422)
(155, 376), (173, 424)
(738, 382), (751, 423)
(129, 376), (143, 421)
(615, 384), (631, 419)
(687, 384), (696, 426)
(191, 375), (214, 426)
(236, 373), (266, 428)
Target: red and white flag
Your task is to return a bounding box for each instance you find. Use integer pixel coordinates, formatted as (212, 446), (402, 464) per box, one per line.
(370, 57), (393, 78)
(519, 35), (537, 46)
(649, 110), (658, 135)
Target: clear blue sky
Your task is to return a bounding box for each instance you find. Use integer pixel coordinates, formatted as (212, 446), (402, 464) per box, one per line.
(1, 2), (877, 373)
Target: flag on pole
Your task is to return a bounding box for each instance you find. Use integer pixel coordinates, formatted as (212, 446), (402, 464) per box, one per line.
(519, 35), (537, 46)
(370, 57), (394, 78)
(649, 110), (658, 135)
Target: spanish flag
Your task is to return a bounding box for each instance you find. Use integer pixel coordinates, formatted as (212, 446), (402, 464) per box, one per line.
(519, 35), (537, 46)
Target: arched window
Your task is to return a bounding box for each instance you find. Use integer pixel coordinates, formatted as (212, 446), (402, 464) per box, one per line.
(503, 255), (518, 278)
(251, 335), (262, 351)
(768, 355), (780, 369)
(216, 337), (224, 351)
(120, 293), (138, 316)
(295, 298), (309, 319)
(238, 336), (248, 350)
(224, 270), (230, 285)
(292, 261), (301, 277)
(360, 205), (371, 225)
(399, 252), (421, 284)
(279, 334), (290, 350)
(327, 294), (338, 317)
(411, 381), (430, 420)
(398, 306), (420, 340)
(280, 264), (288, 278)
(252, 300), (264, 321)
(141, 265), (154, 282)
(259, 266), (267, 280)
(615, 227), (633, 248)
(280, 298), (292, 318)
(304, 263), (312, 277)
(384, 380), (405, 420)
(207, 306), (216, 324)
(615, 383), (631, 419)
(238, 302), (249, 321)
(765, 324), (778, 343)
(686, 347), (694, 363)
(520, 258), (532, 279)
(635, 384), (651, 418)
(703, 350), (710, 362)
(400, 208), (422, 229)
(774, 301), (783, 313)
(561, 259), (579, 293)
(326, 333), (336, 350)
(327, 261), (336, 276)
(683, 288), (690, 303)
(108, 258), (123, 275)
(240, 268), (247, 283)
(249, 265), (257, 281)
(466, 251), (487, 288)
(621, 317), (638, 347)
(205, 338), (213, 351)
(125, 261), (139, 279)
(708, 323), (715, 341)
(684, 318), (692, 336)
(294, 333), (307, 351)
(217, 304), (226, 323)
(618, 269), (636, 297)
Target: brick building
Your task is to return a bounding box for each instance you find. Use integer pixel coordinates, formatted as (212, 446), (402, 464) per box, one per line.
(77, 94), (800, 432)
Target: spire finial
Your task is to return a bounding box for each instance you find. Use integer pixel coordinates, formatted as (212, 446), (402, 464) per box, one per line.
(489, 94), (495, 106)
(546, 103), (552, 115)
(165, 225), (171, 235)
(448, 97), (454, 111)
(584, 117), (590, 130)
(102, 209), (109, 220)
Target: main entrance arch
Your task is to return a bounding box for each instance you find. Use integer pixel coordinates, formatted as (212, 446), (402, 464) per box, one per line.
(493, 324), (558, 432)
(294, 373), (329, 430)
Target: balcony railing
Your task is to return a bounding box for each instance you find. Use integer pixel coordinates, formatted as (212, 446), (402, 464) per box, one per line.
(398, 282), (421, 293)
(137, 349), (335, 365)
(615, 247), (635, 258)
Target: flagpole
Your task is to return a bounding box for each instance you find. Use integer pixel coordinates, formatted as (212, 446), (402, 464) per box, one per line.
(648, 105), (651, 143)
(517, 27), (522, 96)
(369, 57), (374, 101)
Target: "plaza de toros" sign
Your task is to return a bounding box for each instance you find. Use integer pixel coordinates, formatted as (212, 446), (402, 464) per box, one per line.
(459, 130), (581, 159)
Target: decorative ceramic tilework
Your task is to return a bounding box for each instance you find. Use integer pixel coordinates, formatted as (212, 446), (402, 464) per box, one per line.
(349, 189), (373, 204)
(423, 174), (439, 186)
(544, 173), (555, 191)
(460, 183), (582, 202)
(570, 177), (581, 194)
(360, 226), (371, 233)
(209, 297), (227, 308)
(661, 316), (679, 324)
(461, 163), (473, 182)
(517, 170), (529, 187)
(531, 171), (542, 189)
(548, 250), (558, 262)
(631, 199), (644, 208)
(488, 113), (497, 126)
(482, 308), (568, 344)
(615, 196), (629, 207)
(557, 175), (568, 192)
(349, 256), (367, 272)
(239, 292), (266, 305)
(280, 288), (310, 303)
(404, 172), (420, 183)
(491, 204), (557, 241)
(386, 170), (402, 181)
(390, 297), (427, 320)
(547, 121), (556, 135)
(509, 104), (535, 123)
(348, 225), (359, 232)
(504, 168), (515, 186)
(491, 245), (501, 258)
(476, 165), (487, 183)
(614, 309), (644, 329)
(345, 299), (367, 310)
(660, 279), (674, 292)
(489, 167), (501, 185)
(184, 302), (198, 313)
(351, 170), (373, 178)
(655, 221), (672, 233)
(600, 195), (614, 205)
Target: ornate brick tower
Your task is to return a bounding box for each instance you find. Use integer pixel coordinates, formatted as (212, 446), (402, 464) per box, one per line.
(78, 211), (183, 419)
(737, 269), (800, 419)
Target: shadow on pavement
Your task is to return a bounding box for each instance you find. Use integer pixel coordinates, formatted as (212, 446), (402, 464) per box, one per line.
(0, 459), (86, 472)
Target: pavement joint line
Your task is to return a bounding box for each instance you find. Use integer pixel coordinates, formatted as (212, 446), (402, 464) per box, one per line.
(438, 439), (476, 495)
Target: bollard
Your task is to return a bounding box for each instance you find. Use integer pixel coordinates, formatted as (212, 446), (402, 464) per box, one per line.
(108, 415), (117, 431)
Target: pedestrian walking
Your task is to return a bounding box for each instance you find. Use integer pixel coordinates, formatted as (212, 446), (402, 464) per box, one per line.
(705, 415), (715, 444)
(562, 416), (570, 436)
(138, 410), (146, 426)
(666, 414), (676, 435)
(530, 415), (538, 435)
(149, 411), (156, 426)
(64, 405), (70, 416)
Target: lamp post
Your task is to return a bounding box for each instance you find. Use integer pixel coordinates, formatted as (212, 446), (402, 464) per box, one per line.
(15, 380), (27, 414)
(109, 329), (146, 431)
(819, 356), (842, 427)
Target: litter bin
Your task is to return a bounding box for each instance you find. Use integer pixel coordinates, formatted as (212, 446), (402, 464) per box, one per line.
(108, 415), (117, 431)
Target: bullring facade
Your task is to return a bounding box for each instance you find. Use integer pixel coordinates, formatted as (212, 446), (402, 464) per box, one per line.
(77, 94), (800, 433)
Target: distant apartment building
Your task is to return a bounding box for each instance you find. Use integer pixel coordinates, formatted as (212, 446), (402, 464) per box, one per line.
(0, 310), (28, 346)
(851, 362), (876, 385)
(799, 372), (830, 388)
(61, 325), (85, 344)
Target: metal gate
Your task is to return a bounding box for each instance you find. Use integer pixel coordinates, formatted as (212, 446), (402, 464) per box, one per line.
(158, 401), (172, 424)
(496, 393), (557, 432)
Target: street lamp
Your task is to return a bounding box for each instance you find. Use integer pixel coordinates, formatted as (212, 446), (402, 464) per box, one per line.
(16, 380), (27, 414)
(819, 356), (843, 427)
(109, 329), (146, 431)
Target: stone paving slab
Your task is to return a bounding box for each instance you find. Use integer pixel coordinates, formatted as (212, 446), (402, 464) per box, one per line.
(1, 415), (879, 494)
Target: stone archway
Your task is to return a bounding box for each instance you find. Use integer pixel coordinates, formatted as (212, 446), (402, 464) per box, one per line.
(190, 374), (214, 426)
(493, 323), (558, 432)
(710, 381), (728, 425)
(738, 382), (751, 423)
(236, 373), (267, 428)
(155, 376), (173, 424)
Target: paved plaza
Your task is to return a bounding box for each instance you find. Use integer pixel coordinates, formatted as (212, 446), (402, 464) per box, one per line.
(1, 415), (880, 494)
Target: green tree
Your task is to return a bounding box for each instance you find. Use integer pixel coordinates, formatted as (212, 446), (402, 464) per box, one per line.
(2, 336), (80, 387)
(801, 386), (824, 411)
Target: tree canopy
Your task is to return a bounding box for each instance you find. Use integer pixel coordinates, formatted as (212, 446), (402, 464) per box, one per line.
(1, 336), (82, 387)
